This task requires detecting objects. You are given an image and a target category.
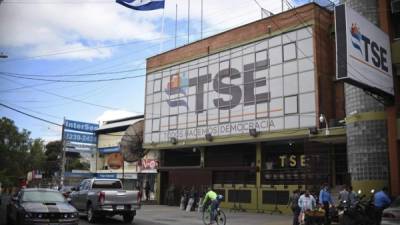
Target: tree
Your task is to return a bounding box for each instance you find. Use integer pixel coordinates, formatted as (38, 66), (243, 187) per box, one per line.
(30, 138), (46, 171)
(44, 140), (62, 178)
(0, 117), (31, 187)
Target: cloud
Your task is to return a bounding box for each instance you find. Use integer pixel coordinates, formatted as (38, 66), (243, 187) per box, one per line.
(96, 110), (137, 125)
(0, 0), (285, 61)
(0, 0), (163, 60)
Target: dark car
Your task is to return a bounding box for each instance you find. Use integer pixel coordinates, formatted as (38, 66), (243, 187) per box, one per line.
(6, 188), (79, 225)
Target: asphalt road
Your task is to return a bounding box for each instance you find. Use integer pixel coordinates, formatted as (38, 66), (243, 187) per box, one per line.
(1, 194), (292, 225)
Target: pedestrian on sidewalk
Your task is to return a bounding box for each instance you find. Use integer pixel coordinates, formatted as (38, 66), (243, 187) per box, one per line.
(298, 190), (316, 225)
(319, 183), (333, 225)
(288, 189), (301, 225)
(373, 187), (391, 225)
(145, 181), (151, 201)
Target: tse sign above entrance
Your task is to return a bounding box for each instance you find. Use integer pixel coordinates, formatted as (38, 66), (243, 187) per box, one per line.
(335, 4), (393, 96)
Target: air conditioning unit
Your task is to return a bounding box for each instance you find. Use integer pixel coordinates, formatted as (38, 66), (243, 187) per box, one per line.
(392, 0), (400, 14)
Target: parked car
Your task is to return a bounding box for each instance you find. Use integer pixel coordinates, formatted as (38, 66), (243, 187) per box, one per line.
(69, 178), (141, 223)
(59, 185), (74, 198)
(6, 188), (79, 225)
(381, 196), (400, 225)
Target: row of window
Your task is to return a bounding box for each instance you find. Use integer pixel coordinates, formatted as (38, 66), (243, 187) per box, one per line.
(146, 26), (313, 83)
(147, 39), (313, 95)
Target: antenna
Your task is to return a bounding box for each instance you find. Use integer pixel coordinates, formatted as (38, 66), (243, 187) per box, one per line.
(120, 120), (147, 163)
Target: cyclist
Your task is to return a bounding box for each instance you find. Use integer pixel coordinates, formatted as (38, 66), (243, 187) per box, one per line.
(202, 187), (223, 225)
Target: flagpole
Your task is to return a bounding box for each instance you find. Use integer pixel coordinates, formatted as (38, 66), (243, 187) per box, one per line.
(200, 0), (203, 39)
(175, 3), (178, 48)
(159, 7), (166, 53)
(187, 0), (190, 44)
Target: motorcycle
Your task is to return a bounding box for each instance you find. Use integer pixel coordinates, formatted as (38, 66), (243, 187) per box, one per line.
(339, 189), (375, 225)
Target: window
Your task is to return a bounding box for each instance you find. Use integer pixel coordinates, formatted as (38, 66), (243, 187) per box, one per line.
(284, 95), (298, 115)
(255, 50), (268, 70)
(153, 79), (162, 92)
(269, 46), (282, 65)
(169, 115), (177, 130)
(283, 42), (297, 61)
(152, 118), (160, 132)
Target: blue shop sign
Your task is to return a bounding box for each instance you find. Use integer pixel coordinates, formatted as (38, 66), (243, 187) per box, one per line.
(96, 173), (117, 179)
(98, 146), (120, 154)
(65, 119), (99, 133)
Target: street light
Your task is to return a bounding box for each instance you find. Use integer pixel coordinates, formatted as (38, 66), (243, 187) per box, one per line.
(319, 114), (330, 135)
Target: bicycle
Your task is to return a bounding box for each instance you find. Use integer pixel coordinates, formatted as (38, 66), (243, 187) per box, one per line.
(202, 204), (226, 225)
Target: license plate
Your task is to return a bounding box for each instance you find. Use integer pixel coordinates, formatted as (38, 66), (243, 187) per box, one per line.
(116, 205), (125, 210)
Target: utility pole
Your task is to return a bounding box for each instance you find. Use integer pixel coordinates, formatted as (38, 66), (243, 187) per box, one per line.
(60, 118), (66, 188)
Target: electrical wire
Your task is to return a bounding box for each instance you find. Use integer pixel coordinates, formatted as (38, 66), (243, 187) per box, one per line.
(0, 102), (62, 126)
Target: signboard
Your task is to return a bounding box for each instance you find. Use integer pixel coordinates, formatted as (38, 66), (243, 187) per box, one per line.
(65, 119), (99, 133)
(140, 159), (159, 170)
(98, 146), (120, 154)
(335, 4), (394, 96)
(96, 173), (117, 179)
(117, 173), (138, 179)
(64, 131), (97, 144)
(144, 26), (317, 144)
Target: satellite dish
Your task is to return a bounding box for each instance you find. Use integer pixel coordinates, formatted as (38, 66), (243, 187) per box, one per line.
(120, 120), (146, 162)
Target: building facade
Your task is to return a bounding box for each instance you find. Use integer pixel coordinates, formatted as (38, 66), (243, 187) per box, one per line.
(143, 2), (399, 212)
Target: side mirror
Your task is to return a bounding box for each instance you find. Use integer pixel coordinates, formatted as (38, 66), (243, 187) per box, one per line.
(66, 197), (72, 203)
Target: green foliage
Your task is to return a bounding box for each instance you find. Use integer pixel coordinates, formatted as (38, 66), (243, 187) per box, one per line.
(44, 140), (62, 177)
(0, 117), (34, 187)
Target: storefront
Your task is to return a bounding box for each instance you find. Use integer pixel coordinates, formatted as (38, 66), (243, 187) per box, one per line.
(95, 116), (159, 196)
(143, 3), (349, 212)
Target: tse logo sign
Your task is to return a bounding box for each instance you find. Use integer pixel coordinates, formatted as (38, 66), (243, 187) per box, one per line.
(350, 23), (389, 73)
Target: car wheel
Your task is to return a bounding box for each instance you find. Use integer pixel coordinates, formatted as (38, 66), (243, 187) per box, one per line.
(123, 213), (134, 223)
(87, 204), (96, 223)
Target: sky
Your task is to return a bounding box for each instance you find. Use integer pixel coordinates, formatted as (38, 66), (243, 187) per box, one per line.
(0, 0), (334, 141)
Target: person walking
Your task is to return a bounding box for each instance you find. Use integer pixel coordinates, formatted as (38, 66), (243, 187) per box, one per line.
(288, 189), (301, 225)
(145, 181), (151, 201)
(338, 185), (349, 203)
(319, 183), (333, 225)
(298, 190), (316, 225)
(373, 187), (391, 225)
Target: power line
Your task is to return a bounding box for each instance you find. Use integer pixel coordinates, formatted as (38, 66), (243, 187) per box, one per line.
(0, 102), (62, 126)
(0, 72), (146, 83)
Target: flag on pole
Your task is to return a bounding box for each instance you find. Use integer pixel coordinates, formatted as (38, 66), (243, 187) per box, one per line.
(116, 0), (165, 11)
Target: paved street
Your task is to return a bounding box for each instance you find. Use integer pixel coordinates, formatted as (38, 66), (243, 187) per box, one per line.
(1, 194), (291, 225)
(78, 205), (292, 225)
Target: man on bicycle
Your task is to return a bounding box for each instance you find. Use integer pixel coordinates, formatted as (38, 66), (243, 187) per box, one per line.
(202, 187), (220, 225)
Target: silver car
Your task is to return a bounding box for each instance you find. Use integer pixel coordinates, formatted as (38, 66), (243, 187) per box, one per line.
(381, 196), (400, 225)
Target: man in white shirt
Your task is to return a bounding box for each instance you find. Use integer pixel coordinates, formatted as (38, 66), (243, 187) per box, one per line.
(298, 190), (316, 212)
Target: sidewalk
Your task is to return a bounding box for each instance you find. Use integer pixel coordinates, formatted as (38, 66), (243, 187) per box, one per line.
(137, 205), (292, 225)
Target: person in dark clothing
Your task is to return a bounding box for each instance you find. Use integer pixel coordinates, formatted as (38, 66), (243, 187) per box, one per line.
(288, 189), (301, 225)
(373, 187), (391, 225)
(145, 181), (151, 201)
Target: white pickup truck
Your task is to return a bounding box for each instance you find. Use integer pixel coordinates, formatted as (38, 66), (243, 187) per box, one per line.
(69, 178), (141, 223)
